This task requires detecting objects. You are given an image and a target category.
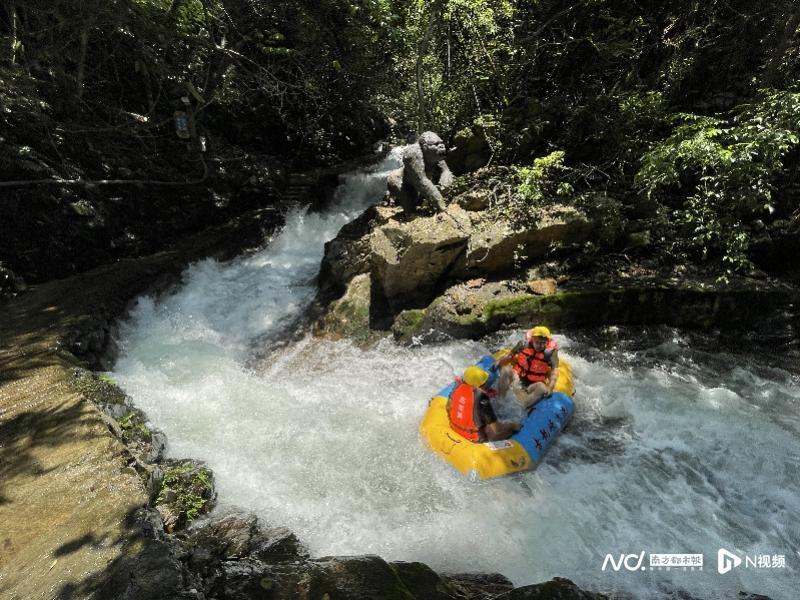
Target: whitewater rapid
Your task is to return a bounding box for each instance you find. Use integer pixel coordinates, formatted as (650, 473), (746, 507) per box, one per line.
(111, 157), (799, 599)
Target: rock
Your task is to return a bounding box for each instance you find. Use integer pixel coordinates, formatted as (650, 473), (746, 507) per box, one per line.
(315, 273), (382, 342)
(494, 577), (609, 599)
(156, 461), (216, 532)
(185, 515), (308, 579)
(103, 401), (130, 420)
(456, 189), (492, 211)
(318, 197), (588, 324)
(144, 430), (167, 463)
(156, 503), (180, 533)
(187, 514), (259, 567)
(306, 555), (461, 600)
(97, 536), (186, 600)
(388, 561), (465, 599)
(211, 558), (273, 600)
(391, 308), (428, 342)
(418, 279), (798, 340)
(370, 205), (471, 309)
(134, 507), (167, 542)
(443, 572), (515, 599)
(317, 205), (400, 301)
(147, 466), (165, 504)
(527, 278), (558, 295)
(251, 526), (308, 562)
(447, 128), (492, 175)
(450, 205), (591, 278)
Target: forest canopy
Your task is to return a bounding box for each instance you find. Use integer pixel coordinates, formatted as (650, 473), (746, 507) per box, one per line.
(1, 0), (798, 275)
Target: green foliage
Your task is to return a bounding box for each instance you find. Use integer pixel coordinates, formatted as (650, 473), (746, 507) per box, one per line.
(514, 151), (572, 204)
(636, 90), (800, 274)
(481, 150), (575, 232)
(118, 410), (152, 443)
(157, 462), (213, 523)
(380, 0), (516, 135)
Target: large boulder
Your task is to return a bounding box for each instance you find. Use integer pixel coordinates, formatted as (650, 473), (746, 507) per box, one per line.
(317, 205), (400, 301)
(318, 200), (590, 321)
(396, 278), (799, 341)
(370, 205), (471, 309)
(314, 273), (380, 342)
(450, 204), (591, 278)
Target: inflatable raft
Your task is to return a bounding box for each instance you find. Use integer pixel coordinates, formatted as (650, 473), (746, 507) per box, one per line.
(420, 353), (576, 480)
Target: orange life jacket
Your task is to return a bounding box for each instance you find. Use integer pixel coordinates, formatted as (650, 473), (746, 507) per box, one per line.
(514, 339), (558, 385)
(448, 381), (484, 442)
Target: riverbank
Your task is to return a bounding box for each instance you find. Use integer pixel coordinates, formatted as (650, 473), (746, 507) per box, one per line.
(0, 208), (279, 598)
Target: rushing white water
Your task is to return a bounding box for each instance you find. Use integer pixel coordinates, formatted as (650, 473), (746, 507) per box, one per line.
(112, 158), (799, 600)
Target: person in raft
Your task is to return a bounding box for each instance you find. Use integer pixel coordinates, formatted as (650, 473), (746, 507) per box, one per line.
(447, 365), (520, 442)
(497, 325), (560, 410)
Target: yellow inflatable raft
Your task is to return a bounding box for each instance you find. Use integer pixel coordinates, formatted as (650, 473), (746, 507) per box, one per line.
(420, 354), (576, 480)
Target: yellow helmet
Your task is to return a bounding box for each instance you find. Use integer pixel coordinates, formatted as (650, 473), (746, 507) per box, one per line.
(527, 325), (551, 341)
(463, 366), (490, 387)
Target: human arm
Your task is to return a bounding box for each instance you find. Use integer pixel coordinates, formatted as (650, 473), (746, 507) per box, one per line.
(545, 349), (559, 394)
(495, 341), (524, 367)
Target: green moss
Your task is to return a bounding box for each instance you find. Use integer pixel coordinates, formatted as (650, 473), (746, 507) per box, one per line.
(452, 284), (793, 336)
(483, 294), (540, 319)
(391, 308), (427, 339)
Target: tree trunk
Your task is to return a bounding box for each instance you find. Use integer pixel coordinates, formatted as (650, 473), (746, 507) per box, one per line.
(415, 0), (443, 134)
(764, 7), (800, 86)
(10, 4), (18, 63)
(76, 27), (89, 100)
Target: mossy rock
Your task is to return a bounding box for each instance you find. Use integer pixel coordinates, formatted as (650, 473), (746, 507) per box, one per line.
(69, 368), (128, 405)
(156, 460), (216, 532)
(316, 273), (386, 345)
(391, 309), (427, 341)
(420, 282), (796, 339)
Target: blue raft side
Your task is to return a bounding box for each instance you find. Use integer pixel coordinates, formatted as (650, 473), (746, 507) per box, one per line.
(510, 392), (574, 464)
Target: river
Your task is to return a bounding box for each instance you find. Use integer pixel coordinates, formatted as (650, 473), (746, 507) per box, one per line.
(110, 154), (799, 599)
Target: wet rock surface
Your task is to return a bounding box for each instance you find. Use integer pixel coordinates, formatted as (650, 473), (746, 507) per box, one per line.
(314, 193), (799, 354)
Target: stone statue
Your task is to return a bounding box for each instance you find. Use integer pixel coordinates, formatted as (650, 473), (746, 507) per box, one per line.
(388, 131), (454, 214)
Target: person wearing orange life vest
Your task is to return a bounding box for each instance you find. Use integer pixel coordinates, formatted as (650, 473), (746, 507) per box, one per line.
(496, 325), (560, 410)
(447, 365), (520, 442)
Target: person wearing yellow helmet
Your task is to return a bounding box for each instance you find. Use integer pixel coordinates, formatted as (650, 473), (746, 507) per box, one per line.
(447, 365), (520, 442)
(496, 325), (560, 409)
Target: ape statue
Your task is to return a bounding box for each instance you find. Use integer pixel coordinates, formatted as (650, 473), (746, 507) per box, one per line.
(388, 131), (454, 214)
